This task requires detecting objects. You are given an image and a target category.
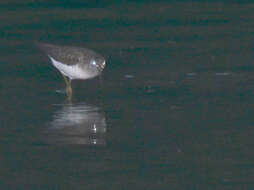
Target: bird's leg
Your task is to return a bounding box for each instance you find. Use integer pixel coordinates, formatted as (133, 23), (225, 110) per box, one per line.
(66, 80), (72, 101)
(67, 80), (72, 100)
(61, 74), (72, 100)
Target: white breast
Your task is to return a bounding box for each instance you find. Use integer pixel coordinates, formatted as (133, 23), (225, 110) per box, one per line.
(49, 56), (90, 80)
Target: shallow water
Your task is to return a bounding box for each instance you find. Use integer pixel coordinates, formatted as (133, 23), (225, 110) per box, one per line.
(1, 1), (254, 189)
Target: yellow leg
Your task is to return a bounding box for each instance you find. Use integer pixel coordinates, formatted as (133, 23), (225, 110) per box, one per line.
(61, 74), (72, 100)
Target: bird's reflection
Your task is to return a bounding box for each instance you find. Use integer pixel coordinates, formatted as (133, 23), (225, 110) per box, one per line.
(44, 103), (106, 145)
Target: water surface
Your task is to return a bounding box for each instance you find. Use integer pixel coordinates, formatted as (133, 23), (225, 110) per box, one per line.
(1, 1), (254, 189)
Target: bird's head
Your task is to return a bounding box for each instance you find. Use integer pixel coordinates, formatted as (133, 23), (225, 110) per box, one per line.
(88, 55), (106, 75)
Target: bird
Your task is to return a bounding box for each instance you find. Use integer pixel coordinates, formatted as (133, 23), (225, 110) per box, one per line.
(38, 43), (106, 100)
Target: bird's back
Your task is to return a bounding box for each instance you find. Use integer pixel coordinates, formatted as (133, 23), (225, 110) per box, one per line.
(37, 43), (99, 66)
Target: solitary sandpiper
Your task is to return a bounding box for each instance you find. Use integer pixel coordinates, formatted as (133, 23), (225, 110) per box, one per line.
(38, 43), (106, 100)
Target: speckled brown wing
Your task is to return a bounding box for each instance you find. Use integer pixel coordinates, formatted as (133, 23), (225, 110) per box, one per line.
(37, 43), (98, 66)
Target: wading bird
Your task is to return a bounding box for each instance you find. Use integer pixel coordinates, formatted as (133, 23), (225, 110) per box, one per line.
(38, 43), (106, 100)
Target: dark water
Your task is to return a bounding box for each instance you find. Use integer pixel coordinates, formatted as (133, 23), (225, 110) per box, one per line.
(1, 1), (254, 189)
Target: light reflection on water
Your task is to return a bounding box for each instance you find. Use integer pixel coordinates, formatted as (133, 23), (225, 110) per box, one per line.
(44, 102), (106, 145)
